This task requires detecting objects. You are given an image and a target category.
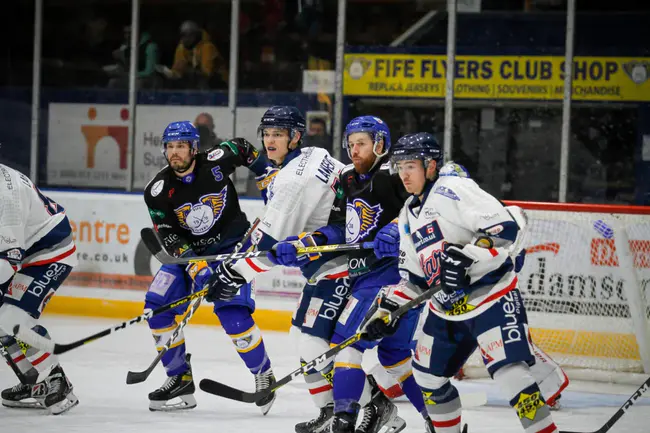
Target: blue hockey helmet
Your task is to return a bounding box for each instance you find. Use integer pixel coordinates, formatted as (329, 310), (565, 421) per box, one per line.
(343, 116), (391, 158)
(390, 132), (443, 174)
(161, 121), (200, 154)
(257, 106), (306, 146)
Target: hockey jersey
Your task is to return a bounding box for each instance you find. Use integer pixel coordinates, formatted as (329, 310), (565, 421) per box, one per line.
(0, 164), (76, 284)
(397, 174), (527, 321)
(232, 146), (346, 282)
(144, 146), (253, 257)
(326, 160), (409, 281)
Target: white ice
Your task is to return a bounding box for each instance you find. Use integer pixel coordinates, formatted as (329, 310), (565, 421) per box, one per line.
(2, 315), (649, 433)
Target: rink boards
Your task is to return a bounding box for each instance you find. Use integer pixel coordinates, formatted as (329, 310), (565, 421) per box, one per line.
(41, 191), (649, 369)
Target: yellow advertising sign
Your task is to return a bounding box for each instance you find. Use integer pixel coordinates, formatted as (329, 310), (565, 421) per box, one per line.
(343, 54), (650, 101)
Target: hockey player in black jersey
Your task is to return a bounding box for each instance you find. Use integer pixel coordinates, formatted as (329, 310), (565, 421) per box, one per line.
(272, 116), (428, 433)
(142, 120), (276, 413)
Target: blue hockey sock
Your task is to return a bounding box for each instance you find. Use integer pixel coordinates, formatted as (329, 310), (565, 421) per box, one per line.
(333, 364), (366, 413)
(217, 305), (271, 374)
(401, 374), (427, 415)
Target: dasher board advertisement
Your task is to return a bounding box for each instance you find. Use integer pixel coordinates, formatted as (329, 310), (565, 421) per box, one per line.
(47, 103), (267, 189)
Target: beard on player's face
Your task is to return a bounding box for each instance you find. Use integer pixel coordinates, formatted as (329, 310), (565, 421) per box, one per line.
(166, 141), (194, 173)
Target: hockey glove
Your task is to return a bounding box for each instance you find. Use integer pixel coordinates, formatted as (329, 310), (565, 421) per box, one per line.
(205, 262), (247, 302)
(359, 287), (407, 341)
(267, 233), (323, 268)
(186, 260), (216, 292)
(220, 138), (261, 168)
(373, 222), (400, 259)
(439, 243), (474, 294)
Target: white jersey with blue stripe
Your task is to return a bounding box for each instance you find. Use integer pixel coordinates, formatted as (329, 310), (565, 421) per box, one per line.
(232, 147), (346, 282)
(397, 174), (526, 321)
(0, 164), (76, 284)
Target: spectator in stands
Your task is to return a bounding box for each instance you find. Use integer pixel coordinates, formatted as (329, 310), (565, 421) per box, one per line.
(105, 25), (160, 89)
(158, 21), (227, 90)
(194, 112), (222, 148)
(303, 117), (332, 152)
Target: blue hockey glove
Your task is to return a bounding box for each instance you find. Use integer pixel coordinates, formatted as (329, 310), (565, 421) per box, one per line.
(267, 233), (322, 267)
(187, 261), (215, 292)
(439, 243), (474, 294)
(373, 222), (400, 259)
(205, 262), (247, 302)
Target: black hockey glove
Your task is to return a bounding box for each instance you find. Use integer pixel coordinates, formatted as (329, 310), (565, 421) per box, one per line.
(205, 262), (247, 302)
(220, 138), (260, 167)
(360, 292), (401, 341)
(439, 243), (474, 295)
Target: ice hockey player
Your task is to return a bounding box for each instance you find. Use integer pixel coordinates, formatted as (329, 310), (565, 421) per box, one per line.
(199, 106), (352, 433)
(0, 164), (78, 414)
(368, 161), (568, 412)
(271, 116), (433, 433)
(143, 120), (276, 413)
(362, 132), (564, 433)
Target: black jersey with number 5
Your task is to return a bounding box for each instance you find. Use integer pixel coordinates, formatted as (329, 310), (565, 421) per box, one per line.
(144, 146), (251, 257)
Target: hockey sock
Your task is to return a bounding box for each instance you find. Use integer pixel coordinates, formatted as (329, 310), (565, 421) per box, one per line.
(333, 347), (366, 413)
(302, 359), (334, 408)
(494, 362), (558, 433)
(417, 377), (462, 433)
(0, 334), (38, 383)
(217, 305), (271, 374)
(381, 354), (426, 415)
(401, 374), (427, 416)
(26, 325), (59, 382)
(148, 309), (188, 377)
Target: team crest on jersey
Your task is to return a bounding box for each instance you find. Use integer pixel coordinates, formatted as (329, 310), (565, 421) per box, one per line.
(174, 186), (228, 235)
(346, 199), (383, 243)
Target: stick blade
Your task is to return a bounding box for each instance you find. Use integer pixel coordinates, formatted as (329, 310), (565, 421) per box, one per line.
(141, 228), (163, 256)
(126, 370), (150, 385)
(199, 378), (263, 403)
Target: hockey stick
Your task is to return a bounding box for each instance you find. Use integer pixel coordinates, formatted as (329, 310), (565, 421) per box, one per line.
(13, 288), (209, 355)
(11, 221), (260, 354)
(200, 286), (437, 404)
(125, 218), (262, 385)
(141, 227), (374, 266)
(559, 375), (650, 433)
(0, 341), (28, 383)
(125, 296), (203, 384)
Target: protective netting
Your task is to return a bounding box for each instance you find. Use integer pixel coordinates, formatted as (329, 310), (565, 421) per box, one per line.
(462, 204), (650, 378)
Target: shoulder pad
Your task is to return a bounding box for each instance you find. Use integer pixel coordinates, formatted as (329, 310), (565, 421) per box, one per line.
(144, 167), (169, 192)
(432, 176), (469, 202)
(341, 164), (355, 175)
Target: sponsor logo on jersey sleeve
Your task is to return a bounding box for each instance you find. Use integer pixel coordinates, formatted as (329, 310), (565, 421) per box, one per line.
(148, 208), (166, 222)
(207, 148), (224, 161)
(150, 180), (164, 197)
(434, 185), (460, 201)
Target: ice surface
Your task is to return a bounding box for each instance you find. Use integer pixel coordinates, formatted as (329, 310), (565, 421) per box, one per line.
(2, 316), (649, 433)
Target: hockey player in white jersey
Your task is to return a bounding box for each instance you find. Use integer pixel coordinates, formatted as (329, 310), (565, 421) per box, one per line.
(0, 164), (79, 414)
(198, 106), (352, 431)
(361, 133), (565, 433)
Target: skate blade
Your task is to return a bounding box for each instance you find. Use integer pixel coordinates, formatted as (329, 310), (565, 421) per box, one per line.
(2, 399), (46, 409)
(149, 394), (197, 412)
(49, 392), (80, 415)
(377, 416), (406, 433)
(257, 392), (276, 416)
